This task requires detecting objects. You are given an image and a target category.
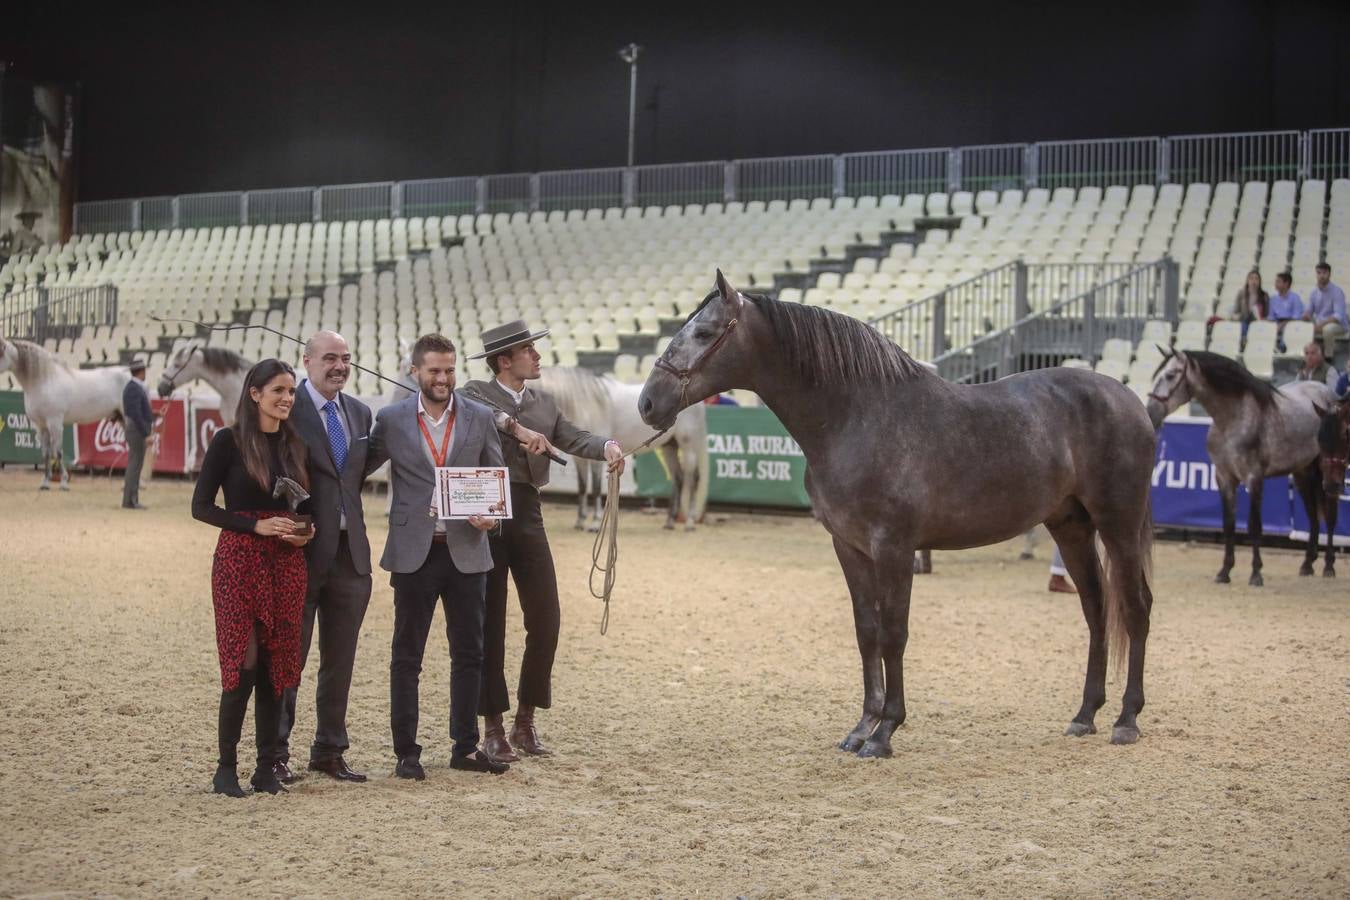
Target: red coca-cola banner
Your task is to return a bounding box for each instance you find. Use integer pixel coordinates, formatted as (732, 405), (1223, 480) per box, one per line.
(75, 399), (189, 474)
(191, 404), (226, 471)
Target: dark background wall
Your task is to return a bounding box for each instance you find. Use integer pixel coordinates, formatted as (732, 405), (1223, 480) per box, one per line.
(4, 0), (1348, 202)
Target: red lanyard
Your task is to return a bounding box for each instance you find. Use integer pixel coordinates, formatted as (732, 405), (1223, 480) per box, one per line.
(417, 405), (456, 466)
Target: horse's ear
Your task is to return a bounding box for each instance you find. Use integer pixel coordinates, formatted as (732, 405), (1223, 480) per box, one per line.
(715, 268), (743, 316)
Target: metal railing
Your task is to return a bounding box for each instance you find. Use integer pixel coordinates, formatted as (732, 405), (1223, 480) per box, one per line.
(870, 261), (1164, 362)
(1, 284), (120, 344)
(73, 127), (1349, 235)
(932, 258), (1179, 383)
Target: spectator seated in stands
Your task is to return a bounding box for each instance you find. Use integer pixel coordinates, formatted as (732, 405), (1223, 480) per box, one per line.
(1230, 269), (1268, 337)
(1267, 271), (1303, 351)
(1303, 262), (1347, 358)
(1334, 370), (1350, 401)
(1296, 341), (1339, 389)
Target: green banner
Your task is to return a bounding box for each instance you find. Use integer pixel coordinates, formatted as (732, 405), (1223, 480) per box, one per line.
(0, 391), (76, 465)
(634, 406), (811, 508)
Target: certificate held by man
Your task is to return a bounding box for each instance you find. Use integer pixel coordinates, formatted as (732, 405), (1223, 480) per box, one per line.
(434, 467), (513, 520)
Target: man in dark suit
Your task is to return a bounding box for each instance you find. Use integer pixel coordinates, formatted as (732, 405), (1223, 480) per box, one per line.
(271, 330), (376, 784)
(121, 358), (152, 510)
(366, 333), (509, 778)
(462, 320), (625, 761)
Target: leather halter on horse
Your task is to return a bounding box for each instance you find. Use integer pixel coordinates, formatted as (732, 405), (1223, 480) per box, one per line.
(160, 343), (202, 390)
(653, 316), (739, 414)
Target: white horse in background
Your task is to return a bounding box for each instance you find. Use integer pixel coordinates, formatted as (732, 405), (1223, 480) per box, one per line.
(157, 341), (252, 425)
(0, 338), (132, 490)
(538, 367), (709, 532)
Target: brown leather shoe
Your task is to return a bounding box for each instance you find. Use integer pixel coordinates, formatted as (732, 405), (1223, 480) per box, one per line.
(307, 756), (368, 783)
(509, 706), (553, 757)
(482, 714), (520, 763)
(272, 761), (302, 785)
(1048, 574), (1078, 594)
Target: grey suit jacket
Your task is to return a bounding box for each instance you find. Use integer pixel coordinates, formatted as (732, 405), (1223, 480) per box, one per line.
(292, 382), (374, 577)
(461, 378), (609, 488)
(366, 391), (504, 575)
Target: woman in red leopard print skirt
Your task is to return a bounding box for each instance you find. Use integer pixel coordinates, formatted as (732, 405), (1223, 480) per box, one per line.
(192, 359), (312, 797)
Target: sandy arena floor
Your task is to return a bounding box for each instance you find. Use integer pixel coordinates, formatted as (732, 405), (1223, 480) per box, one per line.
(0, 468), (1346, 898)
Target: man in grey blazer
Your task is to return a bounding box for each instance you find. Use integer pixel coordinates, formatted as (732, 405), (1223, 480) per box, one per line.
(366, 333), (510, 778)
(269, 331), (376, 784)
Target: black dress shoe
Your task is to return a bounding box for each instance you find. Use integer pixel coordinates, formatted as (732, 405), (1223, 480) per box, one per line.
(273, 761), (302, 785)
(450, 750), (510, 775)
(308, 757), (368, 783)
(394, 757), (425, 781)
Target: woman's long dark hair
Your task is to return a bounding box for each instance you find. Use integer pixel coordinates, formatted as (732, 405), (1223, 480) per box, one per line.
(1246, 269), (1269, 318)
(233, 359), (309, 493)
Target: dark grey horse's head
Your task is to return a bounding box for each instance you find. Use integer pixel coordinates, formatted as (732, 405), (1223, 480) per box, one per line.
(1316, 401), (1349, 498)
(639, 270), (748, 430)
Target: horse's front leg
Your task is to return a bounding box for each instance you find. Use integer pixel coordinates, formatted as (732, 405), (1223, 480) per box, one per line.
(574, 464), (587, 530)
(1215, 475), (1238, 583)
(859, 547), (914, 759)
(1294, 469), (1319, 577)
(680, 448), (698, 532)
(661, 445), (681, 531)
(831, 536), (882, 753)
(1323, 487), (1338, 578)
(54, 423), (70, 490)
(1246, 477), (1264, 587)
(34, 419), (52, 490)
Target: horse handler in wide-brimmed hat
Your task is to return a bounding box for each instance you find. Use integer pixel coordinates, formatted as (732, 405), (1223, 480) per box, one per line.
(461, 320), (626, 761)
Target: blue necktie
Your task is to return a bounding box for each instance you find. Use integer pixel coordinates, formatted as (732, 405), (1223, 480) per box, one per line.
(323, 400), (348, 473)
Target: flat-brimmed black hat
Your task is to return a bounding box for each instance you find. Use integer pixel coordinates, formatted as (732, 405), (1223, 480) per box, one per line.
(468, 319), (551, 360)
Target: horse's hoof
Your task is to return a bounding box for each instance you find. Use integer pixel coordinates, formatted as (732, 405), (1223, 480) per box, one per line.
(856, 739), (892, 759)
(59, 483), (70, 492)
(662, 522), (675, 531)
(1109, 726), (1140, 745)
(684, 524), (696, 533)
(1214, 572), (1231, 584)
(838, 734), (866, 753)
(1324, 566), (1336, 579)
(1299, 563), (1315, 577)
(1248, 573), (1264, 588)
(573, 522), (585, 531)
(39, 483), (51, 492)
(1018, 551), (1035, 561)
(586, 523), (601, 534)
(1064, 722), (1097, 737)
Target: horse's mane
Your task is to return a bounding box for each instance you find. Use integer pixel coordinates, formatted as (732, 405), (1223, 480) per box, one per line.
(536, 366), (613, 431)
(689, 290), (926, 388)
(6, 339), (68, 382)
(1183, 350), (1278, 408)
(197, 345), (252, 375)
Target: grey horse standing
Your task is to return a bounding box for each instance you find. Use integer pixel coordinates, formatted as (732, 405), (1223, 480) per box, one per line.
(1146, 349), (1337, 584)
(640, 272), (1158, 756)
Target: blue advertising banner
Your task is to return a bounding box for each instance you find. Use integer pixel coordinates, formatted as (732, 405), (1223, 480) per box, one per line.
(1151, 417), (1292, 536)
(1288, 472), (1350, 547)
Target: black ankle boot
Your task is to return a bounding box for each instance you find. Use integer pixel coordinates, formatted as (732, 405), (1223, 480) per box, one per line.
(250, 660), (286, 796)
(211, 669), (253, 793)
(214, 669), (256, 798)
(212, 764), (246, 798)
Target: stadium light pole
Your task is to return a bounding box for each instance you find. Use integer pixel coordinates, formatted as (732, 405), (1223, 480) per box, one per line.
(618, 43), (641, 168)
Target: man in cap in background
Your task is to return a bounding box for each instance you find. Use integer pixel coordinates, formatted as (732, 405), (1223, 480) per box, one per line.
(121, 358), (153, 510)
(461, 320), (625, 761)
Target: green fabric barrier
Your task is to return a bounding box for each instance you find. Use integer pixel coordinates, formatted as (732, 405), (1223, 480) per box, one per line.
(0, 391), (76, 465)
(634, 406), (810, 509)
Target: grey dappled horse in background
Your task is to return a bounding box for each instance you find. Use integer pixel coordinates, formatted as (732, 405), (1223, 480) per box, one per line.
(640, 273), (1157, 756)
(537, 366), (708, 532)
(1146, 349), (1337, 584)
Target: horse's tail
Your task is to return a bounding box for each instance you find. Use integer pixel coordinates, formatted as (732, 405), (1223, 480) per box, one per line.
(1102, 493), (1154, 673)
